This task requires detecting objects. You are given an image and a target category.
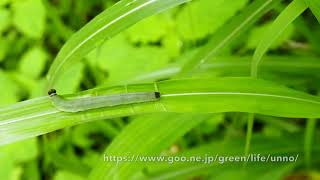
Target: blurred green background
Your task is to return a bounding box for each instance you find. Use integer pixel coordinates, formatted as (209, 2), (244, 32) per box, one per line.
(1, 0), (320, 179)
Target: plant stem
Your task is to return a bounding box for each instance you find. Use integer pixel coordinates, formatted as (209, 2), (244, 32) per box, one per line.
(245, 113), (255, 156)
(304, 118), (317, 168)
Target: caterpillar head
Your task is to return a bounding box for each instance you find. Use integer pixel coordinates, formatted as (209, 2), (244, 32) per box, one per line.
(154, 92), (161, 99)
(48, 89), (57, 97)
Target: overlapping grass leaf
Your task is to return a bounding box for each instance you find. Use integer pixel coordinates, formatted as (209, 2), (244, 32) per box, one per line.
(47, 0), (189, 88)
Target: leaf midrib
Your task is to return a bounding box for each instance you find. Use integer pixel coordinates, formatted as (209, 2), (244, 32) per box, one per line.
(163, 92), (320, 105)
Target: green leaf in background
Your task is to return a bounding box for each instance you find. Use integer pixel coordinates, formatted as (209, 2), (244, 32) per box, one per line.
(305, 0), (320, 23)
(0, 7), (10, 33)
(30, 79), (48, 98)
(176, 0), (248, 41)
(12, 53), (78, 98)
(13, 61), (82, 98)
(0, 38), (8, 62)
(54, 62), (84, 95)
(71, 120), (119, 149)
(257, 115), (300, 134)
(262, 124), (282, 137)
(0, 138), (38, 163)
(126, 13), (173, 44)
(194, 113), (224, 135)
(0, 70), (20, 107)
(12, 0), (46, 38)
(47, 0), (190, 88)
(0, 0), (9, 6)
(22, 161), (40, 180)
(246, 23), (294, 49)
(19, 46), (48, 79)
(0, 152), (14, 180)
(87, 34), (170, 84)
(53, 170), (85, 180)
(162, 32), (182, 58)
(251, 0), (308, 77)
(0, 8), (10, 62)
(0, 138), (38, 180)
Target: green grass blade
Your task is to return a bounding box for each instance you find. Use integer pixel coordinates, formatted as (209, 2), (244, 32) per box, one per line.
(1, 78), (320, 145)
(305, 0), (320, 23)
(249, 0), (308, 156)
(178, 0), (279, 76)
(251, 0), (308, 77)
(244, 114), (254, 157)
(202, 56), (320, 77)
(130, 56), (320, 83)
(304, 118), (317, 168)
(46, 0), (189, 88)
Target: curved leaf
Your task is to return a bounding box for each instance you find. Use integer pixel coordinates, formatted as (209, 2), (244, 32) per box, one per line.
(251, 0), (308, 77)
(47, 0), (189, 88)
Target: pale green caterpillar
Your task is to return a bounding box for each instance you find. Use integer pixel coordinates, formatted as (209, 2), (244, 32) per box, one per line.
(48, 89), (161, 112)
